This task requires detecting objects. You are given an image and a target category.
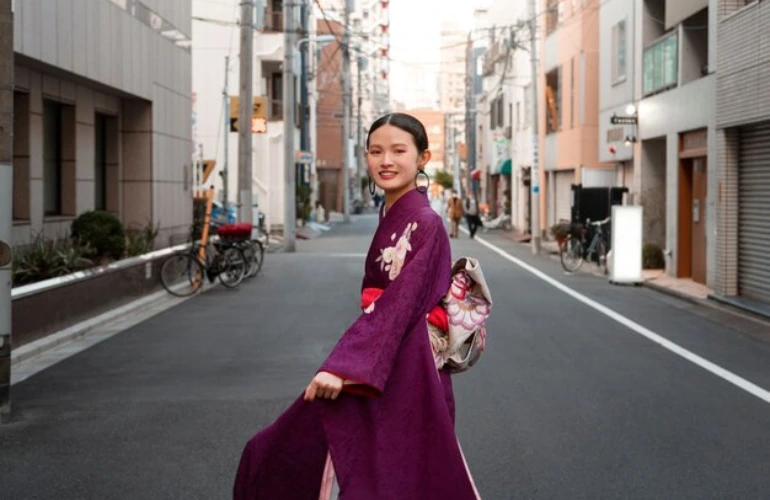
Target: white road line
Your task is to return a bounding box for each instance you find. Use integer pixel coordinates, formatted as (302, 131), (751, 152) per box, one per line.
(471, 233), (770, 405)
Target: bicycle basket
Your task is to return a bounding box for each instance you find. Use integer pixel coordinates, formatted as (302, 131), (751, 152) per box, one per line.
(216, 223), (252, 241)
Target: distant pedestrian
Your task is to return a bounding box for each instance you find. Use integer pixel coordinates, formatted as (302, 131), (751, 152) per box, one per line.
(313, 201), (327, 223)
(446, 191), (465, 238)
(464, 192), (482, 239)
(234, 113), (480, 499)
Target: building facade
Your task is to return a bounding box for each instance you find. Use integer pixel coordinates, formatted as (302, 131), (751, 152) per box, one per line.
(12, 0), (193, 248)
(540, 0), (612, 233)
(634, 0), (717, 286)
(715, 0), (770, 306)
(192, 0), (302, 230)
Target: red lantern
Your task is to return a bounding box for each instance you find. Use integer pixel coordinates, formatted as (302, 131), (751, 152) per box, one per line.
(381, 71), (388, 80)
(380, 23), (389, 34)
(380, 0), (389, 8)
(380, 47), (388, 57)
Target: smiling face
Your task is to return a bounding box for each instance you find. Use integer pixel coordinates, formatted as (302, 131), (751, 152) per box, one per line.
(366, 124), (431, 207)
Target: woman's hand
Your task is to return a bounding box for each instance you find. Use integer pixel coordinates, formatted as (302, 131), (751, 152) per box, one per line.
(304, 371), (344, 402)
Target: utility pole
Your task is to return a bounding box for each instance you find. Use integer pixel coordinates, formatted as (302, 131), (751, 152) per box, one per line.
(238, 0), (254, 225)
(0, 0), (14, 423)
(355, 56), (364, 204)
(223, 55), (230, 205)
(341, 0), (352, 223)
(283, 0), (297, 251)
(528, 0), (541, 255)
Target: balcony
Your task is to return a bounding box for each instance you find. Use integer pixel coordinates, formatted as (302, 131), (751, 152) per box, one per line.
(643, 31), (678, 96)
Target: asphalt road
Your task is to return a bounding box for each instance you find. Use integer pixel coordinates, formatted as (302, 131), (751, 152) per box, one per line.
(1, 213), (770, 499)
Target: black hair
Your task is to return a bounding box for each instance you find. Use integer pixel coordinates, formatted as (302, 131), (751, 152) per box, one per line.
(366, 113), (429, 154)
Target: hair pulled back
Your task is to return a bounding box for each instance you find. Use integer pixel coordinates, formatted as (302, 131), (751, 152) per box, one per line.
(366, 113), (429, 154)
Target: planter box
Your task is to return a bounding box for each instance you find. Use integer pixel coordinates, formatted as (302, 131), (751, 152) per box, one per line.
(11, 245), (185, 349)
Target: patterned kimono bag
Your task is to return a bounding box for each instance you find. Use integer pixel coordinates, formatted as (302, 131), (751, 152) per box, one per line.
(429, 257), (493, 374)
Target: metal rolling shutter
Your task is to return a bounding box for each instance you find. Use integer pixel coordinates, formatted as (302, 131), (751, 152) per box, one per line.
(739, 123), (770, 303)
(555, 169), (574, 223)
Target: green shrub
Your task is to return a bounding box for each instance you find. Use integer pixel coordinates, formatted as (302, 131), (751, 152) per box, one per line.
(126, 221), (160, 257)
(12, 235), (92, 286)
(642, 242), (665, 269)
(71, 210), (126, 260)
(433, 169), (454, 190)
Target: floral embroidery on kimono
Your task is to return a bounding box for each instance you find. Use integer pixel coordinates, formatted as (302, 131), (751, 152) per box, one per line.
(375, 221), (418, 281)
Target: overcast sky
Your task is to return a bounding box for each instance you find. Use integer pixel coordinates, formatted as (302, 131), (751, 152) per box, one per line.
(389, 0), (491, 108)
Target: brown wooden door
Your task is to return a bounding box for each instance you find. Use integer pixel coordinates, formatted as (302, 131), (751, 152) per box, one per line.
(691, 157), (707, 284)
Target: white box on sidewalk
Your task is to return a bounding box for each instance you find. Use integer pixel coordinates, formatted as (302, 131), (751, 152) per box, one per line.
(610, 205), (643, 285)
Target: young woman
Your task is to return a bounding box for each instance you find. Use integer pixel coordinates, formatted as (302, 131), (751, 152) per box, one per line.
(233, 113), (480, 499)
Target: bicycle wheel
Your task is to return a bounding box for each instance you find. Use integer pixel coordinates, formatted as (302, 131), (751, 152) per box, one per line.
(248, 241), (264, 277)
(596, 240), (608, 275)
(160, 253), (204, 297)
(560, 236), (584, 273)
(218, 247), (247, 288)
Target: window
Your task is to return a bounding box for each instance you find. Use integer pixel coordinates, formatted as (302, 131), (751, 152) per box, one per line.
(612, 20), (627, 83)
(643, 32), (678, 95)
(267, 0), (283, 32)
(13, 92), (30, 221)
(269, 73), (283, 120)
(570, 57), (575, 128)
(497, 98), (504, 128)
(546, 0), (561, 35)
(95, 114), (108, 211)
(545, 68), (561, 134)
(44, 101), (63, 216)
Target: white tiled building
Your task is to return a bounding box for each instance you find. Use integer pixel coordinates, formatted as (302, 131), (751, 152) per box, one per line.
(11, 0), (193, 248)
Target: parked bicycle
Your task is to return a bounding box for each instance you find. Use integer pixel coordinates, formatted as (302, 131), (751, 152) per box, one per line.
(160, 225), (248, 297)
(559, 217), (610, 274)
(216, 222), (265, 278)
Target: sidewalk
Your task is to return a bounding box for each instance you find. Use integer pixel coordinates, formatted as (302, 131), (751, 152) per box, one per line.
(474, 228), (768, 323)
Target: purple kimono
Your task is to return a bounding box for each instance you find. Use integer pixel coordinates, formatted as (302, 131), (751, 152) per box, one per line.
(234, 189), (480, 499)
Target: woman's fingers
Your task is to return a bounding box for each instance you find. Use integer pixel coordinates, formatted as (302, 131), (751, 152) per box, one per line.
(304, 373), (344, 401)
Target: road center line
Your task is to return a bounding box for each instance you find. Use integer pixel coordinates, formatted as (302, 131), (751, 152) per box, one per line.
(472, 234), (770, 405)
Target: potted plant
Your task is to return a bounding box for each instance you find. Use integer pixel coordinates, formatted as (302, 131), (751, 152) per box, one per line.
(550, 222), (571, 246)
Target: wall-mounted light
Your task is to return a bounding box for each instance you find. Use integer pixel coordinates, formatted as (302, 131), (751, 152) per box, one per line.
(624, 135), (637, 147)
(625, 104), (637, 116)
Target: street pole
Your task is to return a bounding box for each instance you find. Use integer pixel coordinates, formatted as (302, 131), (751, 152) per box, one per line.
(528, 0), (541, 255)
(355, 56), (364, 204)
(341, 0), (352, 223)
(0, 0), (14, 424)
(223, 55), (230, 205)
(238, 0), (254, 225)
(283, 0), (297, 251)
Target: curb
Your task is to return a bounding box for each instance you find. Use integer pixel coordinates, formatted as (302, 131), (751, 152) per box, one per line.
(642, 279), (707, 307)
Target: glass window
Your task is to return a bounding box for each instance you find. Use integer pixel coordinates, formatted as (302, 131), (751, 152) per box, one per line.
(43, 101), (62, 216)
(95, 114), (108, 211)
(612, 20), (627, 83)
(643, 32), (678, 95)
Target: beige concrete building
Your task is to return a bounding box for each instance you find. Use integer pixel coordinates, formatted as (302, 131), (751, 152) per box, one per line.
(11, 0), (193, 248)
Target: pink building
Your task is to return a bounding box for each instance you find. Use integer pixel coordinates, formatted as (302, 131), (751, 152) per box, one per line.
(538, 0), (614, 235)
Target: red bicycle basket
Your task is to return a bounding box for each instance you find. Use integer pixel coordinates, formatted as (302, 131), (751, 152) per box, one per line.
(217, 223), (252, 240)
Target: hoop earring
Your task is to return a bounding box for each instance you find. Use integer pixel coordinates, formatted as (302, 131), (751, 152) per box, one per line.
(415, 169), (430, 194)
(369, 177), (376, 196)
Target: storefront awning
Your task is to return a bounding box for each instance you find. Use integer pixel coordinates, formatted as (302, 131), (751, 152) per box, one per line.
(500, 159), (512, 176)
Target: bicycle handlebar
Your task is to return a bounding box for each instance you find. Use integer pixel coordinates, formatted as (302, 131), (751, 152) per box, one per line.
(586, 217), (611, 226)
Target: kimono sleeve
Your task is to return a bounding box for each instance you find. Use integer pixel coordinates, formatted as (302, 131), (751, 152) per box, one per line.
(319, 215), (451, 397)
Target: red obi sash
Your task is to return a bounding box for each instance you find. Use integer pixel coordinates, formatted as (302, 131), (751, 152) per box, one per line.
(361, 288), (448, 332)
